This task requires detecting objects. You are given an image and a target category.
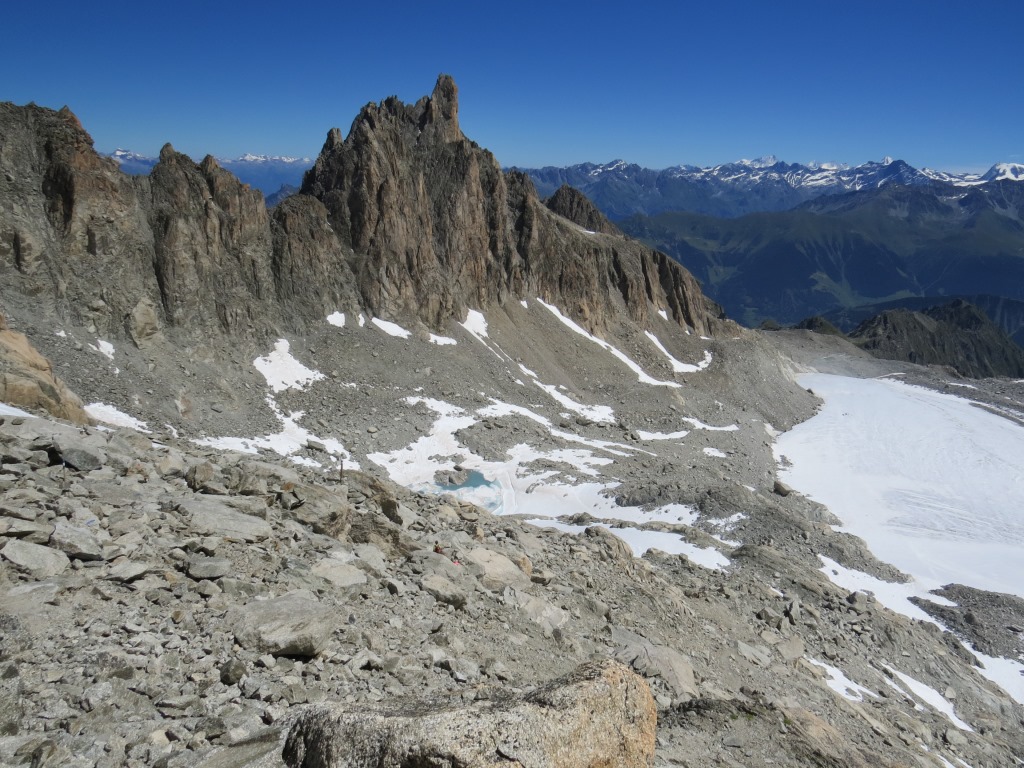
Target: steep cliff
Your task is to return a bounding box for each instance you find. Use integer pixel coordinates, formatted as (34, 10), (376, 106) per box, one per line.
(544, 184), (621, 236)
(302, 75), (725, 334)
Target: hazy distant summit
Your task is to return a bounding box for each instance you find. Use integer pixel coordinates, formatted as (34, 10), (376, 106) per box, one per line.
(516, 157), (1023, 219)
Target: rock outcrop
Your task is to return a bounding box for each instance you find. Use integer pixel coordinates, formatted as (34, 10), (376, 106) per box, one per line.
(850, 299), (1024, 377)
(283, 660), (656, 768)
(0, 314), (88, 423)
(545, 184), (621, 236)
(301, 75), (725, 334)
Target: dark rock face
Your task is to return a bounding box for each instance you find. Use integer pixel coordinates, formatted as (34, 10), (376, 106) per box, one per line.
(849, 299), (1024, 378)
(544, 185), (621, 235)
(1, 80), (723, 341)
(301, 75), (724, 334)
(793, 316), (845, 336)
(148, 146), (277, 331)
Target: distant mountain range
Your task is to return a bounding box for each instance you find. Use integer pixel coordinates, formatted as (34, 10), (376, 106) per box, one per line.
(108, 149), (311, 195)
(618, 181), (1024, 330)
(517, 157), (1024, 219)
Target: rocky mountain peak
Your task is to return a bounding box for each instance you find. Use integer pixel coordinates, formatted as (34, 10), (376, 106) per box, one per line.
(850, 299), (1024, 378)
(545, 185), (621, 236)
(423, 73), (460, 141)
(301, 76), (724, 334)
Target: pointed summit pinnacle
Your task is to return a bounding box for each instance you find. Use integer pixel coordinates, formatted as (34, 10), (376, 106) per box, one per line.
(425, 74), (460, 141)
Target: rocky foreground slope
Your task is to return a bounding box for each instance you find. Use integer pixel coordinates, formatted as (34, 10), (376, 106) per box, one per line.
(1, 77), (1023, 767)
(2, 395), (1022, 768)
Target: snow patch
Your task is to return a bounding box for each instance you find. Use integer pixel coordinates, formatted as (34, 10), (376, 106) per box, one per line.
(636, 429), (689, 441)
(253, 339), (325, 393)
(970, 649), (1024, 708)
(0, 402), (33, 417)
(537, 300), (681, 388)
(681, 417), (738, 432)
(85, 403), (151, 433)
(644, 331), (712, 373)
(806, 658), (877, 702)
(883, 666), (973, 731)
(195, 396), (356, 470)
(461, 309), (489, 339)
(371, 318), (412, 339)
(657, 309), (668, 321)
(703, 447), (728, 458)
(428, 334), (457, 346)
(326, 312), (346, 328)
(367, 396), (724, 570)
(817, 556), (954, 626)
(89, 340), (115, 361)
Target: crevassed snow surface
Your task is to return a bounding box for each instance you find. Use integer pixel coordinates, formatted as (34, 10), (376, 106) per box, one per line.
(253, 339), (325, 393)
(776, 374), (1024, 597)
(776, 373), (1024, 704)
(85, 403), (151, 433)
(371, 318), (411, 339)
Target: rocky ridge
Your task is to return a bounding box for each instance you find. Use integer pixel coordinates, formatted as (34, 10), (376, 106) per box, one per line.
(849, 299), (1024, 378)
(300, 75), (721, 334)
(1, 77), (724, 344)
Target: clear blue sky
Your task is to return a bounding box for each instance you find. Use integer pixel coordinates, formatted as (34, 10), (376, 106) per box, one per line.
(4, 1), (1021, 172)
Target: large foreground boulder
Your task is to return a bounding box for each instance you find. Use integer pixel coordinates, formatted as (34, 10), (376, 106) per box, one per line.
(0, 315), (89, 424)
(283, 659), (656, 768)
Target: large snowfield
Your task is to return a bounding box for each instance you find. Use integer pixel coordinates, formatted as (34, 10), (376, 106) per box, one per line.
(776, 374), (1024, 600)
(776, 373), (1024, 704)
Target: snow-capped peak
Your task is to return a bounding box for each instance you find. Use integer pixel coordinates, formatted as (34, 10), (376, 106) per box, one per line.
(232, 153), (311, 165)
(737, 155), (778, 168)
(982, 162), (1024, 182)
(110, 148), (154, 163)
